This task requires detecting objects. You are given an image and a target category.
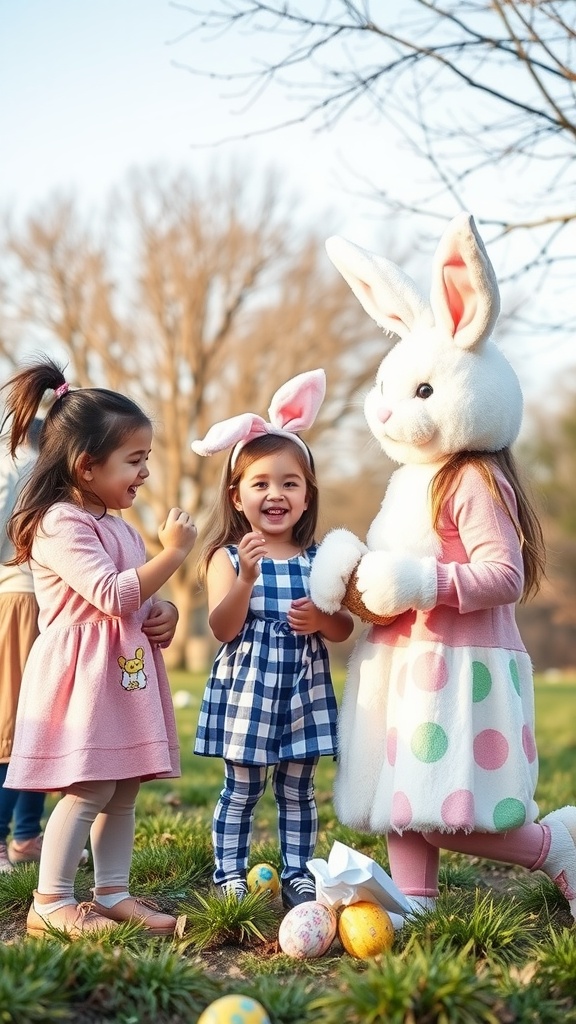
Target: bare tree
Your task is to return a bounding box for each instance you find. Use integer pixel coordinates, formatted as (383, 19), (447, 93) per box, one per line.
(173, 0), (576, 330)
(0, 167), (390, 665)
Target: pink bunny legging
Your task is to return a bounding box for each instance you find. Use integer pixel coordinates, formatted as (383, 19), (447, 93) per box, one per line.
(387, 823), (551, 897)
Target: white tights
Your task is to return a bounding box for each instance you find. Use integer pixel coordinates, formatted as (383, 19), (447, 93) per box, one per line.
(38, 778), (140, 898)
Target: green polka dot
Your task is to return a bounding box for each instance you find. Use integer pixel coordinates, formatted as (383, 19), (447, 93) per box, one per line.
(472, 661), (492, 702)
(411, 722), (448, 763)
(509, 659), (520, 696)
(493, 798), (526, 831)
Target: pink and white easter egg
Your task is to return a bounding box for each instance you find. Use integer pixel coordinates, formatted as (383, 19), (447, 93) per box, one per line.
(278, 901), (337, 959)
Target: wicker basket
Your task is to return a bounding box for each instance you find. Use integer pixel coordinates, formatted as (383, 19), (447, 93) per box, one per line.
(342, 569), (397, 626)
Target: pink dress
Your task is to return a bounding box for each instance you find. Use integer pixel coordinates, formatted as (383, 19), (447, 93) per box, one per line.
(6, 503), (180, 790)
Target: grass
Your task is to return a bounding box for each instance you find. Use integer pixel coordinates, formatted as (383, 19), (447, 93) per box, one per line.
(1, 672), (576, 1022)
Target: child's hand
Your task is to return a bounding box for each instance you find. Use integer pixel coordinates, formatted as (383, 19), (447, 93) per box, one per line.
(142, 600), (178, 647)
(287, 596), (323, 635)
(237, 531), (267, 584)
(158, 508), (197, 557)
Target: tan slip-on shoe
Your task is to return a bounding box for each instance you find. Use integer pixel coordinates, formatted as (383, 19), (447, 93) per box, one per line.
(26, 897), (120, 938)
(0, 842), (13, 873)
(9, 834), (89, 866)
(92, 895), (177, 936)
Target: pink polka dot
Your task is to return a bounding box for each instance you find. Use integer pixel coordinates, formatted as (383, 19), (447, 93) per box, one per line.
(391, 791), (412, 829)
(412, 651), (449, 692)
(387, 728), (398, 766)
(441, 790), (475, 830)
(473, 729), (509, 770)
(396, 663), (408, 698)
(522, 724), (537, 763)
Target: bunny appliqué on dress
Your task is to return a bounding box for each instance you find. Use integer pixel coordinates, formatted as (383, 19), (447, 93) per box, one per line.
(310, 213), (538, 837)
(118, 647), (148, 691)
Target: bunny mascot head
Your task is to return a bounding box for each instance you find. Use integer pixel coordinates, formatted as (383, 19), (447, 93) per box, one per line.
(310, 214), (548, 859)
(327, 212), (522, 467)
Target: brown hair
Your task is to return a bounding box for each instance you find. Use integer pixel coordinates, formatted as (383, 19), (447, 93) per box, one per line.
(2, 357), (151, 563)
(430, 449), (545, 601)
(196, 433), (319, 583)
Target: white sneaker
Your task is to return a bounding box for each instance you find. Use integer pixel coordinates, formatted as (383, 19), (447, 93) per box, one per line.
(219, 877), (249, 900)
(541, 806), (576, 919)
(406, 895), (437, 916)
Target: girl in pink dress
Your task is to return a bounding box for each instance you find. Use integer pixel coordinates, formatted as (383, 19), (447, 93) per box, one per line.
(2, 358), (196, 937)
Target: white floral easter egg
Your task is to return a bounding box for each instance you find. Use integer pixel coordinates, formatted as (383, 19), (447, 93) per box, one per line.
(278, 901), (337, 959)
(197, 994), (271, 1024)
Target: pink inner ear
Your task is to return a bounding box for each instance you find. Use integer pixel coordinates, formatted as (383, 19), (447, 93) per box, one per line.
(269, 369), (326, 431)
(443, 258), (477, 331)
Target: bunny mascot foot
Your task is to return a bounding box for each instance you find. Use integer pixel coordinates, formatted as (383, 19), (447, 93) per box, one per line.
(541, 807), (576, 919)
(310, 212), (543, 839)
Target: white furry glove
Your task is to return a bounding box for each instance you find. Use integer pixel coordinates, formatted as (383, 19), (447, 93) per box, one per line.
(355, 551), (438, 617)
(310, 529), (368, 614)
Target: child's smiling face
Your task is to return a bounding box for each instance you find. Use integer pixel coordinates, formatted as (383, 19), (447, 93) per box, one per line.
(80, 425), (152, 513)
(232, 448), (309, 542)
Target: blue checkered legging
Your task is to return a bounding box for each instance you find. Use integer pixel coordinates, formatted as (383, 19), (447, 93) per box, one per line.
(212, 758), (319, 884)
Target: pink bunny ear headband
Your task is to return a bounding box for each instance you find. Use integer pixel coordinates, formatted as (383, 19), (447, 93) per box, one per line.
(191, 369), (326, 467)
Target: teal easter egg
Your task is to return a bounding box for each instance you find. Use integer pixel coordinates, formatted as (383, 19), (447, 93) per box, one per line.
(197, 994), (271, 1024)
(247, 862), (280, 896)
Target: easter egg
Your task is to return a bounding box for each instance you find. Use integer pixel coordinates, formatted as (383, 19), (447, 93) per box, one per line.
(247, 862), (280, 896)
(278, 901), (337, 959)
(343, 570), (398, 626)
(338, 901), (395, 958)
(197, 994), (271, 1024)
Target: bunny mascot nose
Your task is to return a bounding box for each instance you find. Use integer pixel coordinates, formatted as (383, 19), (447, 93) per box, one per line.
(377, 406), (392, 424)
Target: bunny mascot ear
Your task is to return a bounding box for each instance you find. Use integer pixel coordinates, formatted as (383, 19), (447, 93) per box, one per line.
(191, 368), (326, 462)
(325, 236), (433, 339)
(430, 212), (500, 351)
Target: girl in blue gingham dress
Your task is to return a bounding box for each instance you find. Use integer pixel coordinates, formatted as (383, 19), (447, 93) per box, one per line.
(192, 371), (353, 909)
(196, 546), (337, 764)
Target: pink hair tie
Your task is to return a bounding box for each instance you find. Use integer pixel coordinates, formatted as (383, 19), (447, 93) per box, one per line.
(54, 382), (69, 399)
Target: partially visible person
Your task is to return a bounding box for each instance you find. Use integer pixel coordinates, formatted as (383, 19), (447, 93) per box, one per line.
(0, 417), (45, 872)
(0, 418), (89, 873)
(2, 358), (196, 937)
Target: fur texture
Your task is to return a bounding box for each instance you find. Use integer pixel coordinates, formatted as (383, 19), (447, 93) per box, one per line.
(310, 214), (536, 834)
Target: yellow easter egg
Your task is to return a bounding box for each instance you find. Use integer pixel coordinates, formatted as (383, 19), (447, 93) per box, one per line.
(247, 862), (280, 896)
(197, 994), (271, 1024)
(338, 901), (395, 959)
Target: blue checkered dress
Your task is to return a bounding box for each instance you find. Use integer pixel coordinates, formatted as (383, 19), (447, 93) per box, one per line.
(195, 544), (337, 765)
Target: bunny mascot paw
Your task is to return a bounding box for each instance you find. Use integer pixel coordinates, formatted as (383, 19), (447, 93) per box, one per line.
(354, 550), (437, 619)
(309, 528), (367, 614)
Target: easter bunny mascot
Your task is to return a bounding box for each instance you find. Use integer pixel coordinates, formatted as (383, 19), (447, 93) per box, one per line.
(310, 212), (576, 916)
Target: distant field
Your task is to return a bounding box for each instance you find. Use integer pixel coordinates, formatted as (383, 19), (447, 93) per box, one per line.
(137, 671), (576, 834)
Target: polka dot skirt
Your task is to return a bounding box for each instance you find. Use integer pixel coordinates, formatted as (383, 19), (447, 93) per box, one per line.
(334, 640), (539, 835)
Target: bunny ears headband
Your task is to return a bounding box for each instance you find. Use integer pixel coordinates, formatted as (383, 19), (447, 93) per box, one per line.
(191, 369), (326, 467)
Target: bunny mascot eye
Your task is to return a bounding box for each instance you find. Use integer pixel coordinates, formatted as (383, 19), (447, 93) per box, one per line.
(416, 383), (433, 399)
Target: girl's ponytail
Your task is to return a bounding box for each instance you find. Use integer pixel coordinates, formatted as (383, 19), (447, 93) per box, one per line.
(1, 357), (66, 456)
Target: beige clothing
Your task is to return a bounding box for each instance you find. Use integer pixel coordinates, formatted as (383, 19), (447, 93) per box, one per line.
(0, 592), (39, 761)
(0, 441), (36, 595)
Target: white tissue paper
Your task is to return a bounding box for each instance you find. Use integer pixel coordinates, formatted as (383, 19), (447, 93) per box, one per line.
(307, 840), (411, 930)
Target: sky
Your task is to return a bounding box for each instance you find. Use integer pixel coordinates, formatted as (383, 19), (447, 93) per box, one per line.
(1, 0), (573, 401)
(0, 0), (386, 234)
